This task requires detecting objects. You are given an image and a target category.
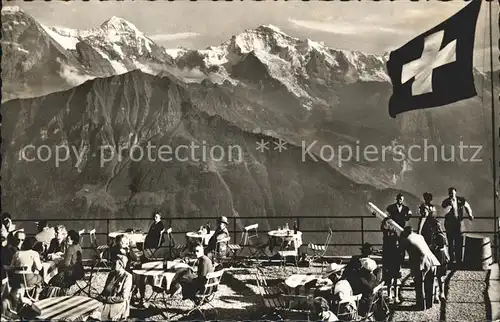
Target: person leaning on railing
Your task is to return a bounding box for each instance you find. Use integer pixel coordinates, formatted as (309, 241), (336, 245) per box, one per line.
(441, 187), (474, 265)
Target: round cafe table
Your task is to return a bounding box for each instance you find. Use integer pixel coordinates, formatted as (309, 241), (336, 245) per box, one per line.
(185, 231), (214, 246)
(108, 231), (147, 245)
(267, 230), (303, 255)
(132, 260), (193, 293)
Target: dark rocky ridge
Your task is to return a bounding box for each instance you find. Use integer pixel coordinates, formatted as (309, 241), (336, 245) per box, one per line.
(2, 71), (417, 243)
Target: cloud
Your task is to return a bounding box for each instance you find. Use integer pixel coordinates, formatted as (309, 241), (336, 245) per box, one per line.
(288, 18), (402, 36)
(149, 32), (200, 42)
(56, 58), (95, 86)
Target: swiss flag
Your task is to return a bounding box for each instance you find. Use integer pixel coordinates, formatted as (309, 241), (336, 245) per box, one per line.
(386, 0), (482, 118)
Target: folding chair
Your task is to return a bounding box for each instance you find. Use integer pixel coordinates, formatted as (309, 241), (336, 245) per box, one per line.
(359, 282), (388, 322)
(254, 266), (286, 320)
(308, 228), (333, 272)
(74, 229), (104, 297)
(214, 236), (231, 264)
(8, 266), (40, 301)
(185, 269), (225, 319)
(166, 228), (187, 260)
(143, 228), (166, 261)
(1, 276), (9, 301)
(229, 224), (266, 266)
(336, 293), (361, 321)
(88, 229), (110, 270)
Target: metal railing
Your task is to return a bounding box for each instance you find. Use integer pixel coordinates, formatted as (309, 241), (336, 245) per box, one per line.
(13, 214), (499, 260)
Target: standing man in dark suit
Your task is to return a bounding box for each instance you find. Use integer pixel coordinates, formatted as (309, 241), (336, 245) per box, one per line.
(386, 193), (413, 230)
(441, 187), (473, 264)
(400, 226), (440, 310)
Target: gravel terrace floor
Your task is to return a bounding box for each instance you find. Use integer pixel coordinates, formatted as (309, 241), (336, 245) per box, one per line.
(62, 262), (489, 321)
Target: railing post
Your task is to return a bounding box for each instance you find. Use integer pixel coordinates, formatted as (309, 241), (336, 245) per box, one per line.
(360, 217), (365, 248)
(169, 217), (173, 260)
(296, 217), (301, 256)
(106, 219), (110, 246)
(233, 216), (237, 244)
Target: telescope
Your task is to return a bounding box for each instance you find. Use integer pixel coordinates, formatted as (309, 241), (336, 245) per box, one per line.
(366, 202), (403, 234)
(367, 201), (441, 266)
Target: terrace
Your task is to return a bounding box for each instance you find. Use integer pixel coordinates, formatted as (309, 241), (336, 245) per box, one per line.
(4, 214), (499, 321)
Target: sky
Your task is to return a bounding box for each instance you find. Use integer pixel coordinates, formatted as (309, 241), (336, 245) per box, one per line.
(10, 0), (499, 70)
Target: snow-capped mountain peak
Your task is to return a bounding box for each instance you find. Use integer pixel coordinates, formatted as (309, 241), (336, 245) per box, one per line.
(1, 5), (23, 14)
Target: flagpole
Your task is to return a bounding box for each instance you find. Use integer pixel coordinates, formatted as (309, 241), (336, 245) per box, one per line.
(490, 0), (498, 263)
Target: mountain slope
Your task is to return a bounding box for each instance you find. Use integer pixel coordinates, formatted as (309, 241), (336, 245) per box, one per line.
(2, 9), (496, 227)
(2, 71), (412, 245)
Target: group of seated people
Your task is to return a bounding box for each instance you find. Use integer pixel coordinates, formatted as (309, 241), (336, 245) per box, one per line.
(1, 211), (223, 321)
(300, 243), (383, 321)
(1, 216), (85, 296)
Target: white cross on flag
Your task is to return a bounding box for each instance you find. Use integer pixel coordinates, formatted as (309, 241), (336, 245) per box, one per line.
(386, 0), (481, 118)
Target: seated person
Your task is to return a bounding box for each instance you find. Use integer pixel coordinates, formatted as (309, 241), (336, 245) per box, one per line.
(91, 255), (133, 321)
(9, 236), (43, 290)
(49, 230), (84, 288)
(357, 258), (383, 317)
(7, 231), (25, 255)
(343, 243), (374, 295)
(310, 297), (339, 322)
(34, 221), (56, 255)
(109, 235), (139, 266)
(1, 227), (14, 281)
(168, 244), (214, 302)
(306, 263), (355, 321)
(47, 225), (68, 260)
(1, 213), (15, 234)
(206, 216), (230, 260)
(1, 284), (40, 320)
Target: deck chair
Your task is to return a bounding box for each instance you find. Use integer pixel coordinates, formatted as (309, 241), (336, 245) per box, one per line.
(166, 228), (187, 260)
(254, 266), (287, 320)
(308, 228), (333, 268)
(143, 228), (166, 261)
(185, 269), (225, 319)
(336, 293), (362, 321)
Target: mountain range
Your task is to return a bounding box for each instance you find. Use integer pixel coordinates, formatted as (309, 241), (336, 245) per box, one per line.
(1, 6), (496, 243)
